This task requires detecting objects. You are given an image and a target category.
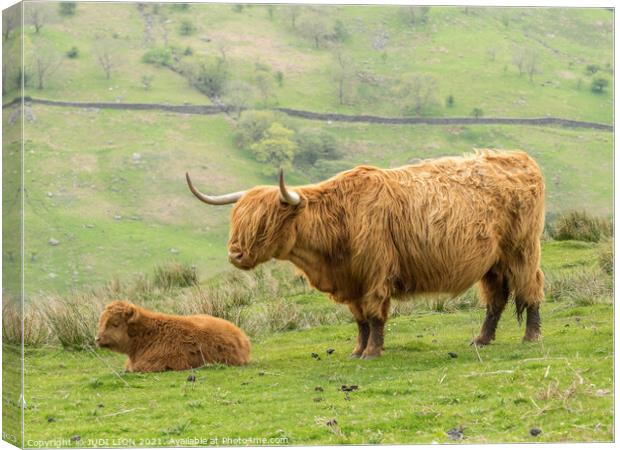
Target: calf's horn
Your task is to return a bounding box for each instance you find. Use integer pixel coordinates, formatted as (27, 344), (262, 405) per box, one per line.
(278, 169), (301, 205)
(185, 172), (245, 205)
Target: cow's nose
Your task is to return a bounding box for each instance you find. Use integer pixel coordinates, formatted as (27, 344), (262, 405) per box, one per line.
(228, 251), (244, 261)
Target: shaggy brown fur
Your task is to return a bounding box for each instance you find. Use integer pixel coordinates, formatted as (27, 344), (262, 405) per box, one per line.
(96, 301), (250, 372)
(200, 150), (545, 359)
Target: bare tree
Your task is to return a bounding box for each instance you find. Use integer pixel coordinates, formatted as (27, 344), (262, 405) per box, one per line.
(283, 6), (301, 29)
(512, 49), (526, 76)
(32, 44), (61, 89)
(399, 75), (438, 116)
(224, 81), (256, 118)
(298, 14), (330, 49)
(94, 40), (118, 80)
(27, 4), (47, 33)
(331, 46), (355, 106)
(525, 51), (538, 81)
(217, 42), (230, 64)
(3, 9), (17, 41)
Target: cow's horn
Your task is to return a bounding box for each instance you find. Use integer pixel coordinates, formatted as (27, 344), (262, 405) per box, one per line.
(185, 172), (244, 205)
(278, 169), (301, 205)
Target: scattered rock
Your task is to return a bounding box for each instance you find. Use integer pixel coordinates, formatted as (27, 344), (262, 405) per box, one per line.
(448, 352), (458, 358)
(326, 348), (335, 355)
(446, 426), (464, 440)
(132, 153), (142, 163)
(85, 224), (95, 228)
(46, 192), (54, 197)
(113, 214), (122, 220)
(529, 427), (542, 437)
(314, 386), (324, 392)
(187, 374), (196, 382)
(48, 238), (60, 246)
(170, 248), (179, 254)
(313, 397), (322, 402)
(311, 352), (321, 360)
(340, 385), (359, 392)
(70, 435), (81, 443)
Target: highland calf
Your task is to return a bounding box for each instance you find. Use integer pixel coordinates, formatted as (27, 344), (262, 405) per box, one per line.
(186, 150), (545, 359)
(96, 301), (250, 372)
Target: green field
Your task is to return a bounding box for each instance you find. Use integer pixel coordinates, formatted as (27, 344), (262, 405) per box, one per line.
(13, 240), (614, 445)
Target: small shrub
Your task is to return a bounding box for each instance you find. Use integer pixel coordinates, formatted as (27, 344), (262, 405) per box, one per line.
(275, 71), (284, 86)
(142, 47), (174, 67)
(3, 299), (48, 347)
(591, 77), (609, 93)
(446, 94), (454, 107)
(234, 110), (277, 148)
(179, 20), (196, 36)
(59, 2), (76, 17)
(152, 261), (198, 290)
(471, 107), (484, 118)
(141, 74), (153, 90)
(171, 3), (190, 11)
(550, 210), (612, 243)
(183, 46), (193, 56)
(294, 128), (341, 167)
(66, 46), (79, 59)
(585, 64), (600, 75)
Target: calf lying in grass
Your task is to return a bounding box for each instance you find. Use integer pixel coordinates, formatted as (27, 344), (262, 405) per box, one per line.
(96, 300), (250, 372)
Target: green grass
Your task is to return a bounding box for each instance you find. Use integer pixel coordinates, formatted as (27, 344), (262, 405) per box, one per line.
(21, 300), (612, 445)
(14, 240), (614, 445)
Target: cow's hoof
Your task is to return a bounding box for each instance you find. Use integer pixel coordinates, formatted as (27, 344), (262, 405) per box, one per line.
(522, 332), (541, 343)
(471, 336), (492, 346)
(349, 352), (362, 359)
(360, 351), (381, 360)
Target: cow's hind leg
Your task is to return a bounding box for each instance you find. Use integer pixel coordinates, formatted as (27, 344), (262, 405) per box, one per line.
(514, 267), (544, 342)
(360, 297), (390, 360)
(473, 269), (509, 346)
(348, 303), (369, 358)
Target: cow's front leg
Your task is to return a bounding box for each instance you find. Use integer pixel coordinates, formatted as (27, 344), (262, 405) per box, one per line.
(361, 317), (385, 359)
(360, 297), (390, 360)
(348, 303), (369, 358)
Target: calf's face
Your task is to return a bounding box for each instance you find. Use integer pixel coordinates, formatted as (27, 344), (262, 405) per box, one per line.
(95, 301), (137, 353)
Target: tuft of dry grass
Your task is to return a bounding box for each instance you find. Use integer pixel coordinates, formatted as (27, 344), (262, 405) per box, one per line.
(550, 210), (613, 243)
(597, 238), (613, 275)
(544, 266), (612, 306)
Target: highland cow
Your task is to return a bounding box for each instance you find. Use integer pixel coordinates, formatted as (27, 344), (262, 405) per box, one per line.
(186, 150), (545, 359)
(96, 301), (250, 372)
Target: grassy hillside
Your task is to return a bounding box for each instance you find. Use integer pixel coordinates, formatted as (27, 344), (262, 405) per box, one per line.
(2, 4), (614, 292)
(9, 105), (612, 293)
(8, 4), (613, 122)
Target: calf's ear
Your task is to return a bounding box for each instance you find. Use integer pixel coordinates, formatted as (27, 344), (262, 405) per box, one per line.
(124, 305), (139, 323)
